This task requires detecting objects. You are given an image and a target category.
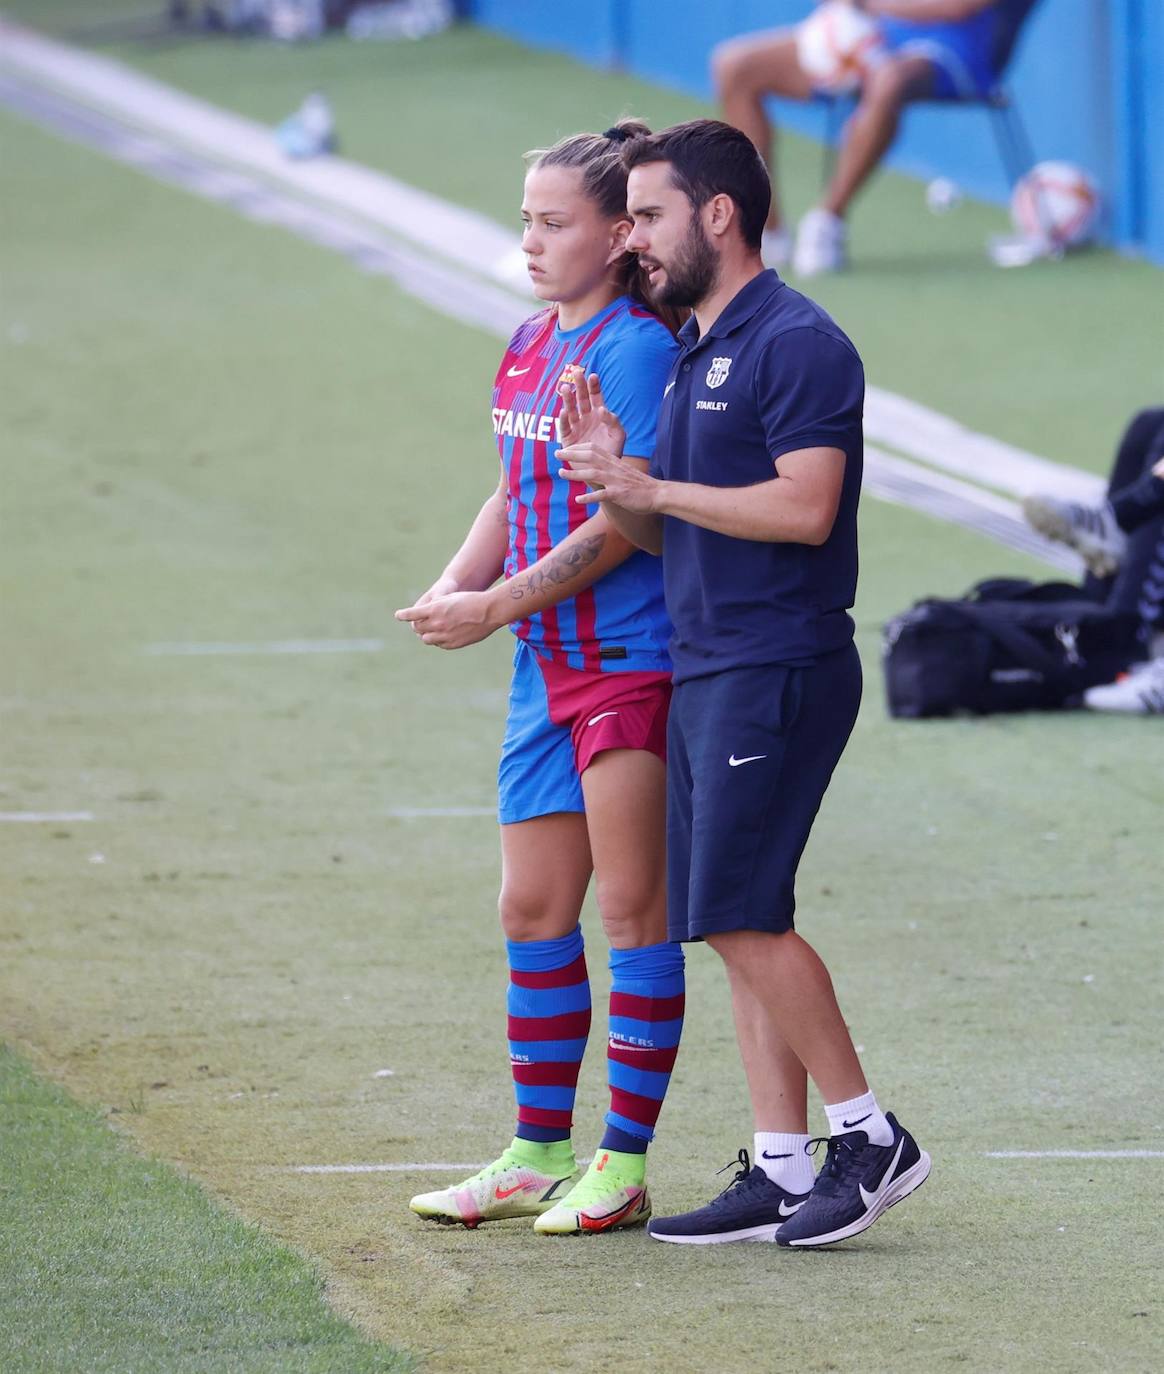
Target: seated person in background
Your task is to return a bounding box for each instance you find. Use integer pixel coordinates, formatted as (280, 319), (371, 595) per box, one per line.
(1024, 408), (1164, 715)
(712, 1), (1037, 276)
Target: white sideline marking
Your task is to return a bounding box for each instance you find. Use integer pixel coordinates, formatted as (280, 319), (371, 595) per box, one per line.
(291, 1162), (487, 1174)
(387, 806), (494, 818)
(986, 1150), (1164, 1159)
(144, 639), (384, 656)
(0, 22), (1105, 558)
(0, 810), (95, 823)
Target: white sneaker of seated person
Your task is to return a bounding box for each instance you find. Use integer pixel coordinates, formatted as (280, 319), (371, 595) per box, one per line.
(793, 208), (847, 277)
(761, 225), (792, 270)
(1084, 656), (1164, 714)
(1021, 493), (1128, 577)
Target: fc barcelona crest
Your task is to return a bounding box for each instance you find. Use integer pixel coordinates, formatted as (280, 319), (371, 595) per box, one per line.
(706, 356), (732, 389)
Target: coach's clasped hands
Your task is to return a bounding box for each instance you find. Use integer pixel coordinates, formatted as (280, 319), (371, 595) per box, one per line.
(557, 364), (661, 514)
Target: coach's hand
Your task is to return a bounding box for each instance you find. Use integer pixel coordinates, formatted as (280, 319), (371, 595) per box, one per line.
(394, 590), (504, 649)
(559, 442), (661, 514)
(558, 368), (626, 457)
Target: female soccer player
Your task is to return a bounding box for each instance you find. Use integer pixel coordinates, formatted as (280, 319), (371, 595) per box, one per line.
(396, 121), (683, 1235)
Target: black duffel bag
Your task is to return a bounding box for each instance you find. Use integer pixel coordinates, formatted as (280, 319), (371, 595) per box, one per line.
(883, 578), (1144, 717)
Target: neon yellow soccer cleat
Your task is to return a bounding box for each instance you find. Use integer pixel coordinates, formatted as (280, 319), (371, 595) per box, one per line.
(533, 1149), (652, 1235)
(409, 1141), (579, 1229)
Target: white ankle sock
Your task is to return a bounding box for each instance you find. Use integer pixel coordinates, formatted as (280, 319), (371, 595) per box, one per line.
(753, 1132), (814, 1195)
(824, 1091), (893, 1146)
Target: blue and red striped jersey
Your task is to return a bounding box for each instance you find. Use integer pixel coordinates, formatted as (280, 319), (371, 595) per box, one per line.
(492, 295), (679, 672)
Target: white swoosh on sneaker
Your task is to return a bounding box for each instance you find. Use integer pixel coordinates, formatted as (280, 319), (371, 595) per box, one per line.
(778, 1198), (805, 1218)
(728, 753), (767, 767)
(859, 1137), (906, 1212)
(507, 365), (531, 377)
(588, 711), (619, 727)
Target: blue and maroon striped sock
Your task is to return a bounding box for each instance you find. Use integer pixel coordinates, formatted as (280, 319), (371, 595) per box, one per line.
(600, 942), (685, 1154)
(506, 925), (591, 1144)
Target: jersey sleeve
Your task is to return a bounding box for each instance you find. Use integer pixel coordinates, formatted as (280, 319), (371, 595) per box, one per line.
(754, 328), (864, 462)
(592, 322), (680, 462)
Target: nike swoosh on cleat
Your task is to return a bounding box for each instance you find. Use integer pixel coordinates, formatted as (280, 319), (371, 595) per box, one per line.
(507, 365), (531, 377)
(728, 754), (767, 767)
(588, 711), (619, 726)
(843, 1113), (872, 1129)
(859, 1137), (906, 1212)
(778, 1198), (806, 1218)
(494, 1183), (528, 1200)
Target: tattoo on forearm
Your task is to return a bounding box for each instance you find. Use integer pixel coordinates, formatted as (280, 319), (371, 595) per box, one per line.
(508, 532), (606, 600)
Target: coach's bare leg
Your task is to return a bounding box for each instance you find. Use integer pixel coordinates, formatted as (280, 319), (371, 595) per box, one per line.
(712, 29), (815, 231)
(822, 56), (934, 217)
(706, 928), (867, 1112)
(499, 813), (592, 941)
(581, 749), (667, 950)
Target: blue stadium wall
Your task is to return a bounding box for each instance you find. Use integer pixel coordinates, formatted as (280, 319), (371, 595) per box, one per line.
(467, 0), (1164, 265)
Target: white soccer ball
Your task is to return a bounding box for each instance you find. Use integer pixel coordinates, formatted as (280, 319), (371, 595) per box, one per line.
(1010, 162), (1100, 248)
(796, 2), (886, 93)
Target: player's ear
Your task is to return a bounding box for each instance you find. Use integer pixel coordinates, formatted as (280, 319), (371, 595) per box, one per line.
(606, 217), (632, 264)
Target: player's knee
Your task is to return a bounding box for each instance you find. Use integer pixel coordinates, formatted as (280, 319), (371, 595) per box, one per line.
(497, 885), (559, 942)
(860, 58), (915, 109)
(594, 881), (662, 947)
(711, 38), (758, 98)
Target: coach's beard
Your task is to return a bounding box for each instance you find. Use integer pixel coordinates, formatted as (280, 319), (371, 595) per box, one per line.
(653, 218), (719, 310)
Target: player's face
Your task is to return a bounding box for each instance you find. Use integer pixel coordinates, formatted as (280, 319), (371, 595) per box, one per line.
(626, 162), (719, 309)
(520, 165), (630, 306)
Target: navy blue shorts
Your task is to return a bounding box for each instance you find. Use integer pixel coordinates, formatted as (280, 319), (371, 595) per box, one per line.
(666, 644), (862, 942)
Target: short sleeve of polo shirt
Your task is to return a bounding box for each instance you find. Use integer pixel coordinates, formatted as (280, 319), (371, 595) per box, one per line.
(755, 327), (863, 462)
(591, 326), (679, 462)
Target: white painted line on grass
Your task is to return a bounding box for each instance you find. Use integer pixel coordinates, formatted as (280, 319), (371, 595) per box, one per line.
(387, 807), (495, 819)
(985, 1150), (1164, 1159)
(0, 811), (95, 823)
(291, 1162), (487, 1174)
(143, 639), (384, 656)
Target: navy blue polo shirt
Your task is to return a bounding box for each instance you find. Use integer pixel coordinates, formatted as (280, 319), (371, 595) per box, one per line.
(650, 270), (864, 683)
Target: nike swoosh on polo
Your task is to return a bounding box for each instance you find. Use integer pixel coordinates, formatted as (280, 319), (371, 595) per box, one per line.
(859, 1137), (906, 1212)
(588, 711), (619, 726)
(778, 1198), (806, 1218)
(507, 365), (531, 377)
(494, 1182), (528, 1200)
(663, 381), (676, 397)
(843, 1113), (872, 1129)
(728, 753), (767, 767)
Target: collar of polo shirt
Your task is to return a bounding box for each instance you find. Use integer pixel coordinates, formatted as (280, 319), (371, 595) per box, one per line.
(678, 269), (785, 350)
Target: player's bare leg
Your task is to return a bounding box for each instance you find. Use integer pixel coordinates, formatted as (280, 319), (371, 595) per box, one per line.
(580, 748), (667, 950)
(498, 812), (592, 942)
(712, 29), (813, 236)
(535, 748), (677, 1235)
(821, 55), (935, 218)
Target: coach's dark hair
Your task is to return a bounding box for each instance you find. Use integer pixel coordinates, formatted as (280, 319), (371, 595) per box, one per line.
(524, 119), (685, 333)
(622, 119), (771, 251)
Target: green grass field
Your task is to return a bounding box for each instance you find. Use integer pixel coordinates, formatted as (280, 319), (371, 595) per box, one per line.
(1, 7), (1161, 1371)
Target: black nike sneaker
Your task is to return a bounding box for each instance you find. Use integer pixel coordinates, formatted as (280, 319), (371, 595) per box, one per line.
(775, 1113), (930, 1249)
(647, 1149), (811, 1245)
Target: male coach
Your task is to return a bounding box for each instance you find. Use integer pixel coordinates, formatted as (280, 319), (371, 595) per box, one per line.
(557, 119), (930, 1248)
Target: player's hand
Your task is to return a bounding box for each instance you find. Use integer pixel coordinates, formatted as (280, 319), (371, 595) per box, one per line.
(558, 442), (662, 514)
(557, 367), (626, 457)
(394, 590), (504, 649)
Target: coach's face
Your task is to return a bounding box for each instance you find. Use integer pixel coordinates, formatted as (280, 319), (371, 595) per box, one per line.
(520, 165), (630, 306)
(626, 162), (718, 310)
